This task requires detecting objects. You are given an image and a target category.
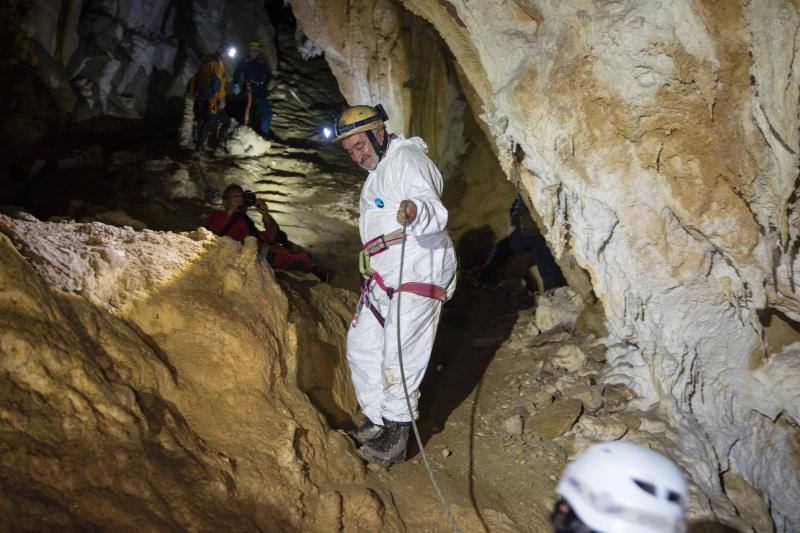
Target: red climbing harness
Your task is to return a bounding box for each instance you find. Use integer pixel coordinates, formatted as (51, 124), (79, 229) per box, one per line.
(355, 229), (450, 328)
(357, 271), (448, 328)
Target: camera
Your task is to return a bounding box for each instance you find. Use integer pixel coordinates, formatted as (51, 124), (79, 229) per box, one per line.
(242, 189), (257, 207)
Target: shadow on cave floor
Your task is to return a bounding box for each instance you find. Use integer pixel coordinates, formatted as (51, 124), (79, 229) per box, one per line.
(416, 284), (534, 447)
(371, 281), (562, 531)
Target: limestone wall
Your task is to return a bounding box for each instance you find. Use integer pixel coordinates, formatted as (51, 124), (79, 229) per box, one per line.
(2, 0), (279, 143)
(291, 0), (517, 248)
(0, 214), (398, 530)
(290, 0), (800, 530)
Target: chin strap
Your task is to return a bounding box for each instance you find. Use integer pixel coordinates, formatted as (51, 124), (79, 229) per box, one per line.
(366, 130), (390, 161)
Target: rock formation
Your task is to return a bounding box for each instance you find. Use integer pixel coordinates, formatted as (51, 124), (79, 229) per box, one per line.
(0, 213), (401, 530)
(290, 0), (800, 530)
(3, 0), (281, 145)
(3, 0), (800, 530)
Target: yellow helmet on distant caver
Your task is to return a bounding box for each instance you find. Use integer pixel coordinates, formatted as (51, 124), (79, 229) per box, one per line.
(248, 40), (262, 50)
(332, 104), (388, 142)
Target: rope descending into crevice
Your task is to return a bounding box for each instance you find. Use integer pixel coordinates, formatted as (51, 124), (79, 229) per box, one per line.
(396, 221), (461, 533)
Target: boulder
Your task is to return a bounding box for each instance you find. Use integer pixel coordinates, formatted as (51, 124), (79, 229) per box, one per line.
(723, 470), (775, 533)
(551, 345), (587, 372)
(0, 214), (395, 530)
(577, 416), (628, 441)
(528, 399), (582, 439)
(564, 384), (604, 413)
(503, 414), (525, 436)
(226, 126), (272, 158)
(534, 287), (584, 333)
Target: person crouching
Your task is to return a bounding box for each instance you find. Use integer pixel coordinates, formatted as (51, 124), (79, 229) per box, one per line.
(207, 184), (331, 282)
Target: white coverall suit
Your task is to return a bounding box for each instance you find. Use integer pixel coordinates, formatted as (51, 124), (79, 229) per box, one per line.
(347, 135), (457, 425)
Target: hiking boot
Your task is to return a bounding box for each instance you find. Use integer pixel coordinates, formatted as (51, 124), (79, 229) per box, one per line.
(347, 420), (383, 445)
(356, 418), (411, 467)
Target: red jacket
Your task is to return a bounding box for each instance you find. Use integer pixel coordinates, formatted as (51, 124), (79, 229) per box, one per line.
(206, 210), (316, 273)
(206, 211), (279, 243)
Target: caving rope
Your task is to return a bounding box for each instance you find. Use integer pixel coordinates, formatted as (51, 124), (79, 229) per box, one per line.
(396, 220), (462, 533)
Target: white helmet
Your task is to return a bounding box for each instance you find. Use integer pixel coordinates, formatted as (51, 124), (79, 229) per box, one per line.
(556, 441), (688, 533)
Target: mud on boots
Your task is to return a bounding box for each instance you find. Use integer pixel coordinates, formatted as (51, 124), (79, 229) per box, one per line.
(347, 419), (383, 445)
(357, 418), (411, 466)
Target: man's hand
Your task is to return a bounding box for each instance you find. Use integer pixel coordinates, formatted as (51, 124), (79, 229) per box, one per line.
(233, 83), (240, 96)
(397, 200), (417, 225)
(256, 199), (269, 215)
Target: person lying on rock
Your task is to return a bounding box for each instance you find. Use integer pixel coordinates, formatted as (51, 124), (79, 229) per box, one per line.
(473, 195), (565, 292)
(206, 184), (331, 282)
(331, 104), (457, 467)
(189, 42), (234, 152)
(550, 441), (687, 533)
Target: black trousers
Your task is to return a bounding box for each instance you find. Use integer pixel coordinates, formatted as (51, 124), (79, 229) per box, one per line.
(196, 104), (231, 150)
(477, 228), (566, 290)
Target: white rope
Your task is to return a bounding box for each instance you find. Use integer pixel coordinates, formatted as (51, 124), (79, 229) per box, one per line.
(396, 220), (461, 533)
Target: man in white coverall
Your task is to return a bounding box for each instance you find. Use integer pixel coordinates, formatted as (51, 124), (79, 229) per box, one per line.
(332, 104), (457, 466)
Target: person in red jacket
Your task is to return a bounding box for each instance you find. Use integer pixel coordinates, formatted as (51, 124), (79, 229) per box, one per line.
(207, 184), (331, 281)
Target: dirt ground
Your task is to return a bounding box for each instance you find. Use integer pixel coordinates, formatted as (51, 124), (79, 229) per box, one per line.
(365, 286), (567, 532)
(360, 283), (740, 533)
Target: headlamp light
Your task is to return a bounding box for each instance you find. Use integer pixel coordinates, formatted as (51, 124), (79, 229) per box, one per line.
(322, 127), (332, 139)
(227, 47), (237, 58)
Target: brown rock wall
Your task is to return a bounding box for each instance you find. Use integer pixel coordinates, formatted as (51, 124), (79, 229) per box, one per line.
(0, 215), (399, 530)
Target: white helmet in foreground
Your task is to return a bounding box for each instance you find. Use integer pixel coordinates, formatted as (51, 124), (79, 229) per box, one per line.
(554, 441), (688, 533)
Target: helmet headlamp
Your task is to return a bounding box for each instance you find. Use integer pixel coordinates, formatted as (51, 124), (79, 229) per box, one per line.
(332, 104), (388, 139)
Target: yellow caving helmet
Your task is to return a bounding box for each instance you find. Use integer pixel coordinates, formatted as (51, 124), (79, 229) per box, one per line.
(332, 104), (388, 142)
(248, 40), (262, 50)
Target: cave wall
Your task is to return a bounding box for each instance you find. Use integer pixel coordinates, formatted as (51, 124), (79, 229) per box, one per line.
(291, 0), (517, 246)
(0, 213), (399, 530)
(287, 0), (412, 135)
(1, 1), (77, 144)
(3, 0), (280, 142)
(290, 0), (800, 530)
(404, 12), (518, 247)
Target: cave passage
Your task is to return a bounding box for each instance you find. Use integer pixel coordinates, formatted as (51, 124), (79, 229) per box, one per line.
(0, 3), (576, 529)
(1, 7), (370, 289)
(2, 1), (791, 532)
